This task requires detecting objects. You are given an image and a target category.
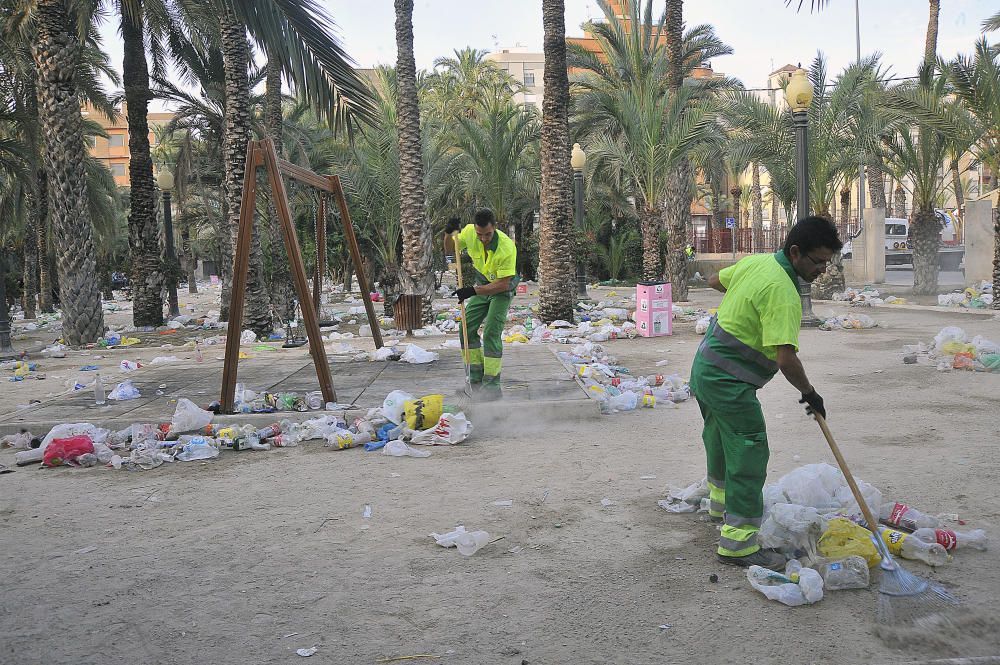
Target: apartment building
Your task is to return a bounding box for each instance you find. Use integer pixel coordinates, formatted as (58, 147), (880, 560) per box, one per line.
(484, 49), (545, 111)
(82, 102), (174, 187)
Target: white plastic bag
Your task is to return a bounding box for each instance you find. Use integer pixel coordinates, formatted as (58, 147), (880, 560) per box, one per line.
(240, 329), (257, 344)
(37, 423), (110, 452)
(431, 525), (490, 556)
(400, 344), (439, 364)
(773, 463), (846, 513)
(169, 398), (213, 433)
(657, 478), (709, 513)
(108, 380), (141, 401)
(410, 412), (474, 445)
(381, 390), (415, 425)
(695, 316), (712, 335)
(933, 326), (967, 352)
(382, 439), (431, 458)
(372, 346), (399, 361)
(758, 503), (827, 554)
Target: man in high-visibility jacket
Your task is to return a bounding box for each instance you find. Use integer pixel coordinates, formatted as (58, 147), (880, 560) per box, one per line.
(445, 209), (519, 401)
(690, 216), (842, 569)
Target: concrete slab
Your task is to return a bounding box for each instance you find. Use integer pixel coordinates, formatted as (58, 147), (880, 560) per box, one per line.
(0, 345), (597, 435)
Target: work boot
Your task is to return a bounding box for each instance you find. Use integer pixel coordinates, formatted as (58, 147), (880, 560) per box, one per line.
(708, 514), (724, 525)
(716, 548), (786, 570)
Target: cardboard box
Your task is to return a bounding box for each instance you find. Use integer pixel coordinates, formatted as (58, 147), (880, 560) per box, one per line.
(634, 282), (672, 337)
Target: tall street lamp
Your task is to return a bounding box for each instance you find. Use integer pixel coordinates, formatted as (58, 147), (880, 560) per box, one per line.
(157, 168), (180, 317)
(571, 143), (589, 300)
(787, 68), (821, 327)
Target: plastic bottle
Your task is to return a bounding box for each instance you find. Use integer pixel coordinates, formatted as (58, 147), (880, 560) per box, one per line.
(879, 526), (951, 566)
(194, 342), (203, 363)
(818, 556), (870, 590)
(256, 422), (282, 440)
(879, 502), (940, 531)
(912, 527), (988, 552)
(327, 430), (373, 450)
(94, 374), (106, 405)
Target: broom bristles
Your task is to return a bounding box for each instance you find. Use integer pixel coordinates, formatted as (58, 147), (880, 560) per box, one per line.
(871, 532), (959, 626)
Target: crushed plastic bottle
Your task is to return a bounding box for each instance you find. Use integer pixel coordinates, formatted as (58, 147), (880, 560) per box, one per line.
(818, 556), (870, 590)
(746, 559), (824, 606)
(911, 527), (988, 552)
(879, 526), (951, 566)
(94, 373), (106, 406)
(879, 502), (940, 531)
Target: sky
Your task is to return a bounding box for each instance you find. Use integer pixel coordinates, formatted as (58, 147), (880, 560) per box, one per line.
(93, 0), (997, 105)
(325, 0), (996, 85)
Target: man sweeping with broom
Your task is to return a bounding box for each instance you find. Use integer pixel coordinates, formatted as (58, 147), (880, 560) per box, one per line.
(445, 209), (518, 402)
(691, 216), (841, 569)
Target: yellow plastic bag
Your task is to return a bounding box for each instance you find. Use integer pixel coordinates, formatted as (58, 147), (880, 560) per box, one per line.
(504, 333), (529, 344)
(404, 394), (444, 430)
(120, 337), (141, 347)
(818, 517), (881, 568)
(941, 341), (975, 356)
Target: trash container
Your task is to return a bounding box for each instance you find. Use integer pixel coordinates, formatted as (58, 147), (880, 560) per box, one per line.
(394, 294), (423, 336)
(634, 281), (672, 337)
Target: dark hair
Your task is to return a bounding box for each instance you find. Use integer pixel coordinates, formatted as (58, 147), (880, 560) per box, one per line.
(783, 216), (843, 256)
(474, 208), (496, 227)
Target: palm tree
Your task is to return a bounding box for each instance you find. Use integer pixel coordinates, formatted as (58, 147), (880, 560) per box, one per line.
(569, 1), (728, 281)
(537, 0), (575, 323)
(453, 97), (541, 231)
(948, 37), (1000, 306)
(31, 0), (105, 345)
(663, 0), (689, 298)
(882, 64), (970, 294)
(118, 0), (165, 327)
(393, 0), (434, 323)
(750, 162), (764, 250)
(263, 56), (294, 323)
(925, 0), (940, 66)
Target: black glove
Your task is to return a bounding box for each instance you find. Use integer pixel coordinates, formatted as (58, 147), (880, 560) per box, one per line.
(799, 389), (826, 419)
(453, 286), (477, 302)
(445, 218), (462, 234)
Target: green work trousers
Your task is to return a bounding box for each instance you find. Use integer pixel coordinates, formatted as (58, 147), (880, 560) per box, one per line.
(690, 354), (770, 557)
(459, 293), (511, 392)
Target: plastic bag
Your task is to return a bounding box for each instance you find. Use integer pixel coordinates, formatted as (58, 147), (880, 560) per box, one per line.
(382, 390), (415, 425)
(933, 326), (967, 352)
(0, 430), (34, 449)
(176, 438), (220, 462)
(43, 435), (95, 467)
(410, 412), (474, 445)
(403, 394), (444, 430)
(431, 525), (490, 556)
(382, 439), (432, 458)
(240, 330), (257, 344)
(747, 560), (824, 607)
(819, 556), (870, 590)
(657, 478), (709, 513)
(758, 503), (827, 555)
(39, 423), (110, 452)
(817, 517), (881, 567)
(400, 344), (438, 364)
(695, 316), (712, 335)
(108, 380), (141, 401)
(372, 346), (399, 361)
(169, 398), (213, 434)
(772, 463), (847, 513)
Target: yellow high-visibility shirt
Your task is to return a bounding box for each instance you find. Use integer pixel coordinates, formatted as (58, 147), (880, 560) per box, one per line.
(455, 224), (517, 286)
(716, 251), (802, 360)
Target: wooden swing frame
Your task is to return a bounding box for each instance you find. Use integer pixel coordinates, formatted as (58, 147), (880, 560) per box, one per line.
(220, 137), (383, 413)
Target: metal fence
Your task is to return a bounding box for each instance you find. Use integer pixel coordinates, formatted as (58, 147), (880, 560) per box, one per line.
(691, 221), (860, 254)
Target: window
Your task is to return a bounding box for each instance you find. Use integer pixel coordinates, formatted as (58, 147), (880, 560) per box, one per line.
(886, 224), (907, 236)
(109, 133), (125, 147)
(523, 71), (535, 87)
(110, 163), (126, 177)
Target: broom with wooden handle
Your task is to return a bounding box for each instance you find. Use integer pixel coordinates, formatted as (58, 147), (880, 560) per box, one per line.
(451, 232), (474, 400)
(813, 413), (957, 626)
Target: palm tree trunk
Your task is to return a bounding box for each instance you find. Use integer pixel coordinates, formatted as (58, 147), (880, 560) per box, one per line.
(924, 0), (940, 67)
(33, 0), (104, 345)
(122, 1), (164, 327)
(950, 160), (964, 220)
(992, 207), (1000, 310)
(839, 187), (851, 229)
(22, 191), (38, 319)
(37, 186), (53, 313)
(538, 0), (575, 322)
(866, 159), (887, 210)
(893, 184), (907, 218)
(181, 226), (198, 294)
(911, 207), (940, 294)
(264, 57), (295, 323)
(219, 7), (271, 337)
(770, 192), (779, 229)
(662, 0), (689, 299)
(751, 163), (764, 252)
(640, 206), (663, 280)
(394, 0), (435, 324)
(730, 186), (741, 232)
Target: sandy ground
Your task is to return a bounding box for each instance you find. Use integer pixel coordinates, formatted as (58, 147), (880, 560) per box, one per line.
(2, 285), (1000, 664)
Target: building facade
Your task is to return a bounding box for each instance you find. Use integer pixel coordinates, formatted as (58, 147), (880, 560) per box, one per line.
(82, 102), (173, 187)
(484, 49), (545, 111)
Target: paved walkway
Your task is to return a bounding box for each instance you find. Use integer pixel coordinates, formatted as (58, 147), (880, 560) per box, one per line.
(0, 344), (594, 435)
